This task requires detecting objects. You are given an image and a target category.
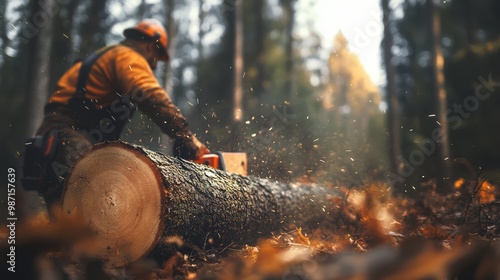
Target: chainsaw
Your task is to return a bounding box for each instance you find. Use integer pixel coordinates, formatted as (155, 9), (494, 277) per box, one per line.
(192, 152), (247, 175)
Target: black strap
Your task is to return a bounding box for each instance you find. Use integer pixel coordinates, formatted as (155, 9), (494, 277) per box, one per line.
(75, 45), (116, 100)
(68, 45), (136, 141)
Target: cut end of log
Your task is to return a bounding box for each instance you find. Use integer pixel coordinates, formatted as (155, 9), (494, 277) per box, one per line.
(62, 142), (165, 267)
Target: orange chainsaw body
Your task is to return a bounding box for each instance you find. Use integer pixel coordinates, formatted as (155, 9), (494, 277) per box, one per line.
(192, 152), (247, 175)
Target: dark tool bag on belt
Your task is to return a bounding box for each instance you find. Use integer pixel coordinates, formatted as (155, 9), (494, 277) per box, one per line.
(21, 130), (58, 191)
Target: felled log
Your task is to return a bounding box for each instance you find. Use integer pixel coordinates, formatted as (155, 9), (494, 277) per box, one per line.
(62, 141), (337, 267)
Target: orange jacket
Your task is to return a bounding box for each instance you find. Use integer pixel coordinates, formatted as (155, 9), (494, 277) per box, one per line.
(47, 44), (189, 139)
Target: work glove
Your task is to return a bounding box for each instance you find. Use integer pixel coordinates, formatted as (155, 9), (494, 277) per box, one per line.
(173, 132), (210, 160)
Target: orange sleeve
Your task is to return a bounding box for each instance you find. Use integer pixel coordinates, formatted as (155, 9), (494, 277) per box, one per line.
(114, 47), (191, 139)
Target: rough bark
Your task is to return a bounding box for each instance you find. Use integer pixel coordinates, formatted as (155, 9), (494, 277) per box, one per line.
(62, 141), (338, 267)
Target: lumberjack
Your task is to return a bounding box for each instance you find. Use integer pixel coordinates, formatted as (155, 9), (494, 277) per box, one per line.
(22, 19), (209, 206)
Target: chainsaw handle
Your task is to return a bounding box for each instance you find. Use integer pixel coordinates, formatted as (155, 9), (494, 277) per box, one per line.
(215, 151), (226, 171)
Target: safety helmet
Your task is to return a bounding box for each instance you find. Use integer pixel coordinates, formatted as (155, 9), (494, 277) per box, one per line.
(123, 19), (169, 61)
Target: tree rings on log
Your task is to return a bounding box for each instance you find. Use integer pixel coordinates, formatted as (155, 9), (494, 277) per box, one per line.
(62, 143), (165, 267)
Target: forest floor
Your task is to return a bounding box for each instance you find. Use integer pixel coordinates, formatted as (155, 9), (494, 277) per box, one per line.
(1, 177), (500, 280)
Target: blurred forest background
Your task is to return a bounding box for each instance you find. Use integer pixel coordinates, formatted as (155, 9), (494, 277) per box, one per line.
(1, 0), (500, 206)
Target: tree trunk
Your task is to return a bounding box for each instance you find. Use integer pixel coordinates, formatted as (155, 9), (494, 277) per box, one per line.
(0, 0), (8, 63)
(138, 0), (147, 19)
(283, 0), (296, 109)
(464, 0), (477, 45)
(427, 0), (452, 192)
(62, 141), (338, 267)
(165, 0), (176, 96)
(159, 0), (177, 151)
(230, 0), (244, 150)
(381, 0), (402, 187)
(254, 0), (266, 98)
(49, 0), (79, 91)
(78, 0), (107, 55)
(0, 0), (8, 88)
(233, 0), (244, 123)
(198, 0), (206, 62)
(26, 0), (55, 137)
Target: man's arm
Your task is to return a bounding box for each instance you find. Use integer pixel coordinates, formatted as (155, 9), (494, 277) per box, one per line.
(116, 47), (209, 159)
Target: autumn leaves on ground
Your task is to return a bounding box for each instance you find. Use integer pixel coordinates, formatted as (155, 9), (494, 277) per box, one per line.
(1, 176), (499, 280)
